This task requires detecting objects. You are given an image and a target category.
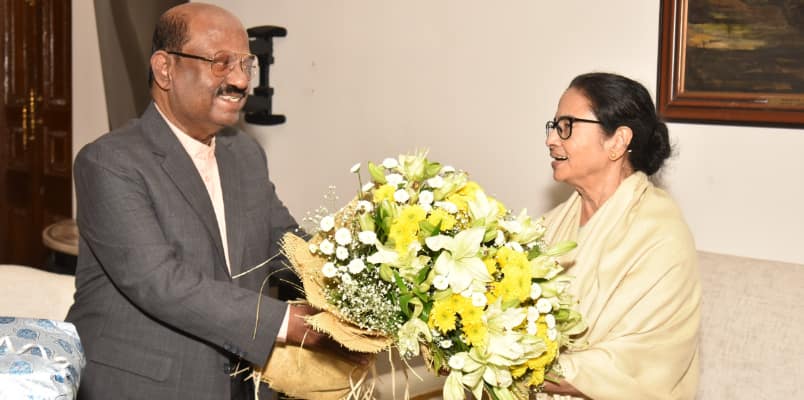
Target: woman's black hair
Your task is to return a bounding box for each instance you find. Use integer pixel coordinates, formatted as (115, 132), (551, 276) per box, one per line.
(569, 72), (671, 176)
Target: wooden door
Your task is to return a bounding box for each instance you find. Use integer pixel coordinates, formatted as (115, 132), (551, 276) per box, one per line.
(0, 0), (72, 268)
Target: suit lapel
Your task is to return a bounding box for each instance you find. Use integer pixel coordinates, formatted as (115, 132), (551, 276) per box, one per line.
(141, 104), (229, 276)
(216, 137), (245, 277)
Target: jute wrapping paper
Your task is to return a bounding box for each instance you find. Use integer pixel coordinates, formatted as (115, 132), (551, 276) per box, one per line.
(256, 233), (393, 399)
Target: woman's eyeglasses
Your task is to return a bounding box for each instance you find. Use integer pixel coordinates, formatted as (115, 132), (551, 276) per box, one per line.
(167, 50), (257, 78)
(545, 116), (601, 140)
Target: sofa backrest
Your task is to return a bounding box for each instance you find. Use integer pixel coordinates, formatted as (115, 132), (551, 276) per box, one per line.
(697, 251), (804, 399)
(0, 265), (75, 321)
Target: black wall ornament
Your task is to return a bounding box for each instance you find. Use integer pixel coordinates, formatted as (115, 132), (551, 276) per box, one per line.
(243, 25), (286, 125)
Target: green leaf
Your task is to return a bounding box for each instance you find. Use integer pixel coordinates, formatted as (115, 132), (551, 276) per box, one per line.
(399, 293), (414, 318)
(431, 348), (444, 375)
(545, 240), (577, 257)
(527, 246), (542, 260)
(418, 219), (442, 238)
(408, 297), (424, 318)
(393, 270), (409, 294)
(368, 162), (387, 184)
(415, 264), (432, 285)
(358, 212), (375, 232)
(483, 226), (498, 243)
(421, 300), (433, 320)
(424, 162), (442, 179)
(379, 264), (394, 282)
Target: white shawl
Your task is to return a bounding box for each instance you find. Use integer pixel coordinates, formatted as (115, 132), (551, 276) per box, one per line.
(542, 172), (700, 400)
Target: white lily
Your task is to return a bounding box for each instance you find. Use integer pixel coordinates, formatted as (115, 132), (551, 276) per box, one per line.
(397, 318), (431, 357)
(398, 151), (427, 181)
(398, 255), (430, 283)
(443, 370), (467, 400)
(467, 190), (500, 226)
(447, 347), (511, 400)
(482, 300), (548, 368)
(499, 210), (547, 244)
(446, 352), (485, 400)
(366, 242), (400, 265)
(425, 228), (491, 293)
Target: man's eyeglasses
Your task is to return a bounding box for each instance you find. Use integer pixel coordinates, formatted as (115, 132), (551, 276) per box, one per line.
(166, 50), (257, 78)
(545, 116), (602, 140)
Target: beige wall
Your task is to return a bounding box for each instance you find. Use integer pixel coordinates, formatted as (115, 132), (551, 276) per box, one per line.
(72, 0), (108, 214)
(73, 1), (804, 264)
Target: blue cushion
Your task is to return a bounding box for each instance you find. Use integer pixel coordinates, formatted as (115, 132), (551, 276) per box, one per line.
(0, 317), (85, 399)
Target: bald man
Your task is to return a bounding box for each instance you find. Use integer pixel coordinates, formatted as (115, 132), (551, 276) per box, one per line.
(68, 3), (350, 399)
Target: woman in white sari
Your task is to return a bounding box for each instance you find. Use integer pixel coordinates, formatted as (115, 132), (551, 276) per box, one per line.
(540, 73), (700, 400)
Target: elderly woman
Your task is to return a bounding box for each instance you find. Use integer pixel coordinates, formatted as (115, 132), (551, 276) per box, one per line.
(540, 73), (700, 399)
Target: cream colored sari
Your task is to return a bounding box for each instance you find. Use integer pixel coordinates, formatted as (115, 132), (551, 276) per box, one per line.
(541, 172), (700, 400)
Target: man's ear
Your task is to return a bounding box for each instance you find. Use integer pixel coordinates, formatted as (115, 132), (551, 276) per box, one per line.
(150, 51), (172, 90)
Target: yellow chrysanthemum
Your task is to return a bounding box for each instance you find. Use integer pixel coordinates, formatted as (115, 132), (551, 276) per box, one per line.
(483, 257), (497, 275)
(460, 307), (483, 326)
(461, 321), (488, 348)
(527, 367), (546, 386)
(511, 364), (529, 379)
(388, 221), (416, 253)
(388, 205), (427, 253)
(452, 296), (483, 325)
(445, 193), (469, 214)
(399, 205), (427, 224)
(457, 181), (482, 197)
(495, 247), (512, 267)
(500, 268), (531, 303)
(445, 294), (463, 309)
(427, 208), (456, 231)
(428, 304), (457, 333)
(527, 317), (559, 369)
(485, 290), (499, 306)
(527, 341), (557, 370)
(373, 184), (395, 203)
(450, 294), (470, 309)
(497, 276), (527, 304)
(535, 316), (549, 337)
(496, 246), (528, 269)
(488, 281), (509, 304)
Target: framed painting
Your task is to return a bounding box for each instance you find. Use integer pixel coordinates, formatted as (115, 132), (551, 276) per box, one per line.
(657, 0), (804, 127)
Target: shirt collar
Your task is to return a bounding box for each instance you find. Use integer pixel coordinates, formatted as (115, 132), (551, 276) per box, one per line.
(154, 103), (216, 160)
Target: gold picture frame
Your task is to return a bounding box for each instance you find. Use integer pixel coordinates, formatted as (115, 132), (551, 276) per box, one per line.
(657, 0), (804, 127)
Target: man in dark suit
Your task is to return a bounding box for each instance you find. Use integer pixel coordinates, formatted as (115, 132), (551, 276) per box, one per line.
(67, 3), (354, 399)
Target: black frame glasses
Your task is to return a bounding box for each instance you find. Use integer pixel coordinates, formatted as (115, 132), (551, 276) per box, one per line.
(166, 50), (257, 78)
(545, 116), (602, 140)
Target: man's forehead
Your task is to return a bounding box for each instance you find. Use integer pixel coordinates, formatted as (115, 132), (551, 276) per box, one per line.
(183, 15), (249, 52)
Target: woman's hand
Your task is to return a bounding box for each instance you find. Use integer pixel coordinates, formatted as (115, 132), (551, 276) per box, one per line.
(542, 379), (590, 399)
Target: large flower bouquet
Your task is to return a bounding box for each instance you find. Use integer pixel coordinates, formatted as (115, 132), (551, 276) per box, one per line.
(273, 152), (584, 400)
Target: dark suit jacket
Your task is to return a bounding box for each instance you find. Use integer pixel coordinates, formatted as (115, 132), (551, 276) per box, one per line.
(67, 103), (301, 399)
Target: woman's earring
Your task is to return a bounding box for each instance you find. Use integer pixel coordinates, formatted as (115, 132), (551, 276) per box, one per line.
(609, 152), (618, 160)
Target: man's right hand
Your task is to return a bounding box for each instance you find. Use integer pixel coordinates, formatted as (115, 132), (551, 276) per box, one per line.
(284, 303), (371, 366)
